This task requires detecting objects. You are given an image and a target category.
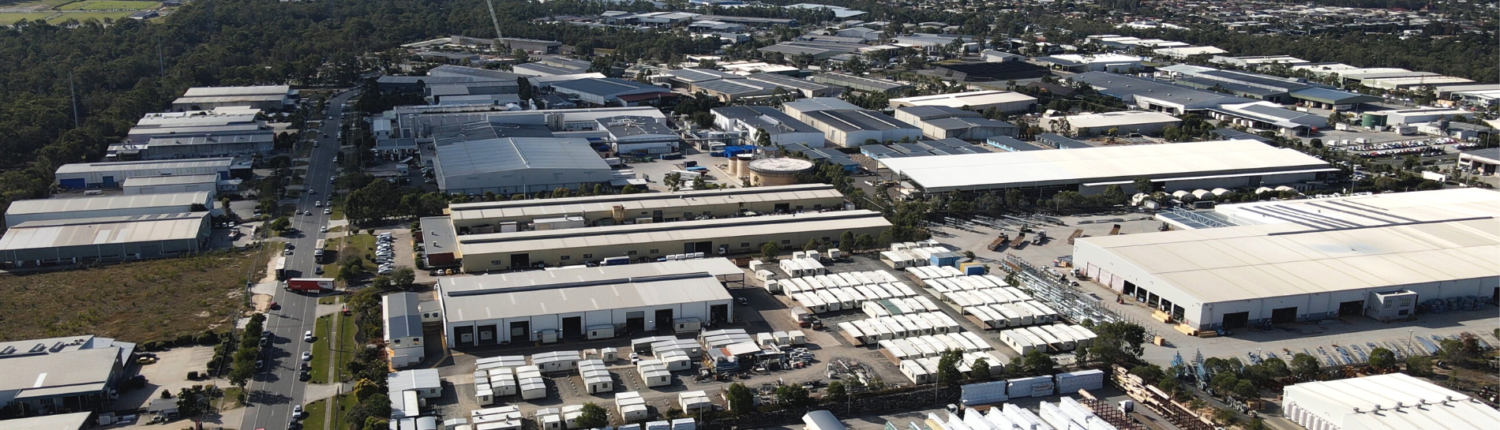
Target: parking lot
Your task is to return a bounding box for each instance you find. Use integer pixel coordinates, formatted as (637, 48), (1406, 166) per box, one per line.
(625, 146), (741, 193)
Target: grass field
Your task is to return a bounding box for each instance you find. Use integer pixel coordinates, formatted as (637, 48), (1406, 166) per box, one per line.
(0, 248), (269, 343)
(0, 0), (76, 8)
(308, 316), (332, 383)
(301, 397), (329, 430)
(0, 12), (53, 24)
(58, 1), (159, 10)
(307, 313), (357, 384)
(320, 234), (374, 280)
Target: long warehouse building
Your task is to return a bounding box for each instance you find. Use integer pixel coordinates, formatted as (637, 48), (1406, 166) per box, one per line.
(446, 184), (847, 232)
(0, 212), (212, 267)
(439, 259), (743, 348)
(55, 158), (237, 189)
(454, 210), (891, 272)
(1075, 189), (1500, 330)
(4, 191), (214, 228)
(881, 139), (1334, 195)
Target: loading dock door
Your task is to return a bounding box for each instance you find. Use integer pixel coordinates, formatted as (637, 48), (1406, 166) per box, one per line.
(510, 254), (530, 269)
(1221, 312), (1249, 329)
(508, 321), (529, 343)
(1271, 307), (1298, 324)
(455, 326), (474, 345)
(59, 178), (85, 189)
(654, 309), (673, 333)
(710, 304), (728, 325)
(562, 317), (583, 338)
(1337, 300), (1364, 316)
(478, 324), (497, 345)
(626, 311), (645, 334)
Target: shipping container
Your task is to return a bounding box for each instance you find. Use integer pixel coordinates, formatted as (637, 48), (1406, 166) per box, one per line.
(960, 380), (1009, 406)
(1006, 376), (1055, 399)
(1055, 369), (1106, 393)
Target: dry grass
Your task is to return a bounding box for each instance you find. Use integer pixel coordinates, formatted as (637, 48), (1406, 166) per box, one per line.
(0, 247), (271, 343)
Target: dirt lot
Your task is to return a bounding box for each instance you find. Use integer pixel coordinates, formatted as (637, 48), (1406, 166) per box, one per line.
(0, 247), (275, 343)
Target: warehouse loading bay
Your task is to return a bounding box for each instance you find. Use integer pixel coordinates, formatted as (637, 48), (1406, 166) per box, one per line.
(418, 213), (1494, 427)
(932, 213), (1499, 368)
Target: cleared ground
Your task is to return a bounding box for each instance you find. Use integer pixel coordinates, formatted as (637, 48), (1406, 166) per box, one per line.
(57, 0), (158, 10)
(0, 248), (271, 343)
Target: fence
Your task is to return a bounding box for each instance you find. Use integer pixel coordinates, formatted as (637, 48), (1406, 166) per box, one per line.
(1002, 254), (1157, 340)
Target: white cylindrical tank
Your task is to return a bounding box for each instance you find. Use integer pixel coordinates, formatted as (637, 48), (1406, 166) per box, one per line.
(748, 158), (814, 186)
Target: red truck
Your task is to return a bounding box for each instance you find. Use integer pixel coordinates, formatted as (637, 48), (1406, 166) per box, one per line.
(286, 278), (335, 292)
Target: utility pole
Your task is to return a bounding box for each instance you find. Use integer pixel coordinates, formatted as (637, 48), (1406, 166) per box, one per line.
(68, 71), (79, 128)
(484, 0), (508, 54)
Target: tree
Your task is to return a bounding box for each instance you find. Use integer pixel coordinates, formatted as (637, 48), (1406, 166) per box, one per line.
(176, 385), (214, 420)
(1291, 353), (1320, 381)
(775, 384), (810, 406)
(513, 48), (530, 63)
(1211, 408), (1237, 426)
(391, 267), (416, 290)
(839, 230), (855, 249)
(1259, 357), (1290, 380)
(937, 349), (965, 385)
(825, 381), (847, 402)
(1233, 379), (1258, 400)
(1102, 184), (1127, 205)
(726, 383), (755, 414)
(622, 185), (641, 194)
(353, 378), (381, 401)
(1130, 365), (1165, 383)
(1368, 347), (1396, 370)
(576, 403), (609, 428)
(1210, 372), (1239, 396)
(268, 216), (291, 234)
(803, 238), (820, 252)
(1088, 321), (1147, 365)
(970, 358), (991, 380)
(761, 242), (781, 261)
(1405, 355), (1433, 376)
(1024, 349), (1056, 376)
(755, 128), (772, 147)
(1132, 177), (1154, 194)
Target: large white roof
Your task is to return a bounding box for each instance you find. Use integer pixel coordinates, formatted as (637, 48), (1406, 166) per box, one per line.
(1284, 373), (1500, 430)
(0, 213), (209, 250)
(6, 192), (209, 216)
(884, 139), (1331, 192)
(440, 262), (736, 323)
(1079, 189), (1500, 304)
(449, 184), (842, 223)
(457, 210), (890, 256)
(182, 85), (291, 97)
(1049, 111), (1181, 129)
(889, 91), (1037, 109)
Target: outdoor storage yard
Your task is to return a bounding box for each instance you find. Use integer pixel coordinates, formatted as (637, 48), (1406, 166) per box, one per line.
(0, 246), (272, 343)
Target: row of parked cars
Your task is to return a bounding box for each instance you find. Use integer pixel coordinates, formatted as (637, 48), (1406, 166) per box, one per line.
(375, 233), (397, 275)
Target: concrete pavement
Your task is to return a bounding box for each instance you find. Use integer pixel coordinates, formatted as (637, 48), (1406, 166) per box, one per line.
(239, 89), (358, 430)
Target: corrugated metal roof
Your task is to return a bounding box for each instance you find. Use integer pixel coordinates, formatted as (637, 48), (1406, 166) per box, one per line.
(384, 292), (423, 340)
(803, 110), (917, 132)
(1285, 373), (1500, 430)
(449, 184), (842, 222)
(440, 265), (734, 323)
(666, 68), (742, 83)
(6, 192), (209, 216)
(182, 85), (290, 97)
(55, 158), (234, 174)
(890, 91), (1037, 108)
(457, 210), (890, 256)
(433, 135), (607, 177)
(0, 212), (206, 250)
(884, 139), (1330, 192)
(122, 174), (220, 187)
(0, 347), (119, 397)
(0, 412), (92, 430)
(1080, 189), (1500, 304)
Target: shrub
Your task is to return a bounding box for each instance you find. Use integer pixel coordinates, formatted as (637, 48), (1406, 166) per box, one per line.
(187, 371), (199, 380)
(174, 333), (196, 345)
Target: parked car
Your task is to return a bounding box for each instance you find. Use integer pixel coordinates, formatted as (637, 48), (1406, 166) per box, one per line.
(301, 351), (312, 361)
(304, 331), (314, 342)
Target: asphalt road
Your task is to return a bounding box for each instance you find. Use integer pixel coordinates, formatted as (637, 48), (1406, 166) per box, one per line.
(240, 89), (356, 430)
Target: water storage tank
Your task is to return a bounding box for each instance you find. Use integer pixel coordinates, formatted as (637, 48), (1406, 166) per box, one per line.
(733, 155), (753, 177)
(748, 158), (815, 186)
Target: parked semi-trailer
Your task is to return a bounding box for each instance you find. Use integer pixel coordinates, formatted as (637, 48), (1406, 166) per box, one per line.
(286, 278), (336, 292)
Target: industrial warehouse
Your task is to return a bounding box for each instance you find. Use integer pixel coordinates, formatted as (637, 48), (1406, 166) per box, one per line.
(438, 259), (743, 348)
(3, 191), (214, 228)
(881, 139), (1334, 195)
(1074, 189), (1500, 331)
(445, 184), (847, 231)
(54, 158), (238, 189)
(0, 212), (212, 266)
(452, 210), (891, 272)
